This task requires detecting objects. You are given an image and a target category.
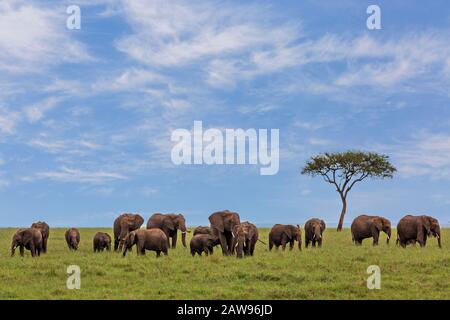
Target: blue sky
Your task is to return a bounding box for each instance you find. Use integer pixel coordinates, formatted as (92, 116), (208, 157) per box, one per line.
(1, 0), (450, 227)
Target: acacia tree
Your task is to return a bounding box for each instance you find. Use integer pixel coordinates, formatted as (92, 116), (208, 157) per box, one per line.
(301, 151), (396, 231)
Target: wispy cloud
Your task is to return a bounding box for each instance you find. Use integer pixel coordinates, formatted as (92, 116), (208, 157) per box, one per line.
(379, 133), (450, 179)
(0, 1), (91, 73)
(33, 167), (127, 184)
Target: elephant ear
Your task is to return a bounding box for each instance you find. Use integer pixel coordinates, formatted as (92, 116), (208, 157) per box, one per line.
(284, 227), (293, 239)
(320, 220), (326, 231)
(209, 213), (224, 233)
(421, 216), (432, 234)
(163, 218), (175, 231)
(373, 218), (383, 231)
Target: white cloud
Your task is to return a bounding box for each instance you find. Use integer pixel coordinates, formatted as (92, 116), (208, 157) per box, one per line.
(24, 97), (64, 123)
(0, 1), (91, 73)
(380, 133), (450, 179)
(0, 107), (20, 134)
(35, 167), (127, 184)
(116, 0), (300, 67)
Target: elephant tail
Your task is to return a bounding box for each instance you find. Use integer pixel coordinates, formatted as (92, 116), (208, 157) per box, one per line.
(257, 239), (267, 245)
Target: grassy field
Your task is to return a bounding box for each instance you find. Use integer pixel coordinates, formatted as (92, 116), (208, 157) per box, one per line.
(0, 227), (449, 300)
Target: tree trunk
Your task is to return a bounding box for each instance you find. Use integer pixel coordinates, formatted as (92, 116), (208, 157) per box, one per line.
(337, 194), (347, 232)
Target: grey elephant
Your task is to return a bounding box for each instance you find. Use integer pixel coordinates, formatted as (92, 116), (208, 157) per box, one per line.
(209, 210), (241, 255)
(193, 226), (220, 246)
(397, 215), (441, 248)
(113, 213), (144, 251)
(11, 228), (43, 257)
(93, 232), (111, 252)
(65, 228), (80, 250)
(351, 215), (391, 245)
(122, 228), (168, 257)
(269, 224), (302, 251)
(304, 218), (326, 248)
(146, 213), (189, 248)
(190, 234), (215, 256)
(231, 221), (259, 258)
(31, 221), (49, 253)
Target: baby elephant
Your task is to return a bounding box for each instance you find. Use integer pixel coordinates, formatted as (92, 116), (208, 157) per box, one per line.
(269, 224), (302, 251)
(190, 234), (216, 256)
(11, 228), (43, 257)
(304, 218), (326, 248)
(232, 221), (259, 258)
(65, 228), (80, 250)
(122, 228), (168, 257)
(93, 232), (111, 252)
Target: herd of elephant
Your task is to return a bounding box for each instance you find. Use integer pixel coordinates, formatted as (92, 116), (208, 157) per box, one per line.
(10, 210), (442, 258)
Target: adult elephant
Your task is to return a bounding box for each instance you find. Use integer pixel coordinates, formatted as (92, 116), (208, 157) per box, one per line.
(351, 215), (392, 245)
(231, 222), (259, 258)
(31, 221), (49, 253)
(304, 218), (326, 248)
(397, 215), (441, 248)
(11, 228), (43, 257)
(65, 228), (80, 250)
(268, 224), (302, 251)
(146, 213), (189, 248)
(209, 210), (241, 255)
(113, 213), (144, 251)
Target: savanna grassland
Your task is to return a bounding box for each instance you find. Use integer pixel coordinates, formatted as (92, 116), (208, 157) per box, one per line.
(0, 227), (449, 300)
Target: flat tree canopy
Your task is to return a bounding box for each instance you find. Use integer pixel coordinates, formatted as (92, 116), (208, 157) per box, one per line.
(301, 151), (396, 231)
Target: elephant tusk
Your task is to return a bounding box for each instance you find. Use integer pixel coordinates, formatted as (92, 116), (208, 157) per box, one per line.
(231, 232), (235, 238)
(387, 235), (390, 239)
(181, 231), (187, 234)
(436, 233), (440, 239)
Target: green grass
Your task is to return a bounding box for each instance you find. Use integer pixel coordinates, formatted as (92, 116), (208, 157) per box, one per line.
(0, 227), (449, 299)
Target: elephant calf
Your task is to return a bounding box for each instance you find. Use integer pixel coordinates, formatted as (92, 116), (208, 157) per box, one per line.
(304, 218), (326, 248)
(65, 228), (80, 250)
(351, 215), (391, 245)
(11, 228), (43, 257)
(93, 232), (111, 252)
(122, 229), (168, 257)
(190, 234), (215, 256)
(269, 224), (302, 251)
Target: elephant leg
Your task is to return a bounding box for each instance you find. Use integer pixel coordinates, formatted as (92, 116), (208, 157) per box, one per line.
(217, 232), (228, 255)
(269, 240), (273, 251)
(30, 243), (36, 257)
(226, 234), (234, 255)
(289, 239), (294, 250)
(372, 232), (379, 246)
(250, 241), (256, 256)
(114, 237), (119, 251)
(156, 250), (161, 257)
(312, 239), (316, 247)
(318, 239), (322, 248)
(209, 246), (214, 255)
(305, 239), (310, 248)
(281, 238), (287, 251)
(172, 232), (178, 249)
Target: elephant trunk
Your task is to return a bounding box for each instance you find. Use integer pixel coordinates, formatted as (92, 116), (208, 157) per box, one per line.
(386, 229), (391, 244)
(297, 234), (302, 251)
(180, 223), (187, 247)
(121, 243), (128, 257)
(436, 228), (442, 248)
(314, 226), (322, 241)
(10, 241), (17, 257)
